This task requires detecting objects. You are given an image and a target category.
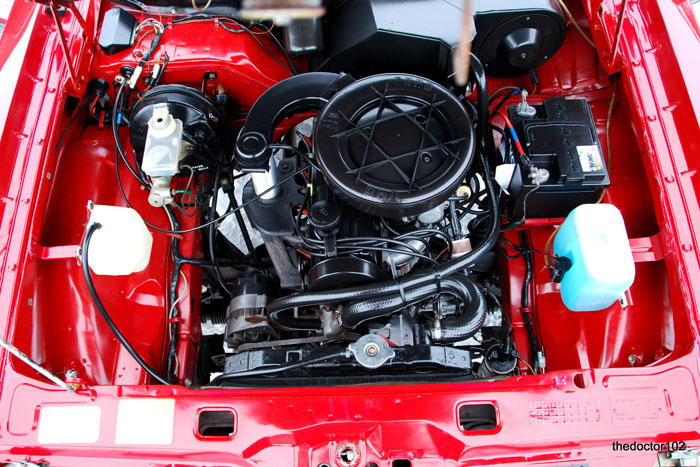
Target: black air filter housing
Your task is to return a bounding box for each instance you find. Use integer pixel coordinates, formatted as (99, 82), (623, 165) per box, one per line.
(313, 74), (475, 217)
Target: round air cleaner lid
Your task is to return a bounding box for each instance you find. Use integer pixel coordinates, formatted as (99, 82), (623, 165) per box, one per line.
(313, 74), (475, 217)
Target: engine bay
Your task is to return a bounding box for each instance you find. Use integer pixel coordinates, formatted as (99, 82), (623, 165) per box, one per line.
(8, 0), (693, 390)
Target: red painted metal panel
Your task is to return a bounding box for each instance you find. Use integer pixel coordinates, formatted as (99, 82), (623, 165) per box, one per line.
(0, 0), (698, 464)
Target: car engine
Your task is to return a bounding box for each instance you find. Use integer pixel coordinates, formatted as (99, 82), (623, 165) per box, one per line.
(32, 0), (644, 389)
(195, 68), (504, 385)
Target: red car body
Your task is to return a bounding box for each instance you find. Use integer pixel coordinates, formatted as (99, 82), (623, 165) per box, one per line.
(0, 0), (699, 465)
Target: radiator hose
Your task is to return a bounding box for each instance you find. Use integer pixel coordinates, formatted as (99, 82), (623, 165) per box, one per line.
(340, 274), (486, 343)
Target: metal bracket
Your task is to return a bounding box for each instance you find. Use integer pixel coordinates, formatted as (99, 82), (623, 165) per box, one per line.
(36, 0), (94, 95)
(629, 233), (664, 262)
(609, 0), (629, 68)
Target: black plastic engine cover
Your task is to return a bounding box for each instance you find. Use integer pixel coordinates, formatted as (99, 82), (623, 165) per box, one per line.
(242, 159), (307, 237)
(318, 0), (565, 80)
(313, 74), (475, 217)
(318, 0), (465, 84)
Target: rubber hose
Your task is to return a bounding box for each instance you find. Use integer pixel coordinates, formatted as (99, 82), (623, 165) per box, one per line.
(429, 276), (487, 343)
(341, 275), (474, 328)
(340, 283), (440, 328)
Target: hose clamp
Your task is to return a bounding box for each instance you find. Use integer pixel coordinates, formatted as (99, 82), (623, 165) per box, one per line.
(432, 315), (442, 341)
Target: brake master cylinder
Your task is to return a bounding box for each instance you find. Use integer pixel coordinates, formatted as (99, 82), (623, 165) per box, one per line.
(141, 103), (183, 207)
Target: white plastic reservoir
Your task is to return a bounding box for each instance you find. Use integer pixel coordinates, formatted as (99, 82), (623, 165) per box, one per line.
(86, 204), (153, 276)
(553, 204), (635, 311)
(141, 103), (183, 177)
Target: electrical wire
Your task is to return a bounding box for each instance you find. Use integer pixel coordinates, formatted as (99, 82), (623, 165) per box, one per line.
(171, 167), (201, 217)
(397, 229), (454, 258)
(490, 88), (521, 117)
(256, 22), (298, 75)
(497, 112), (532, 169)
(270, 144), (320, 171)
(519, 230), (539, 374)
(596, 77), (618, 204)
(113, 81), (149, 188)
(289, 158), (453, 262)
(138, 13), (295, 83)
(489, 86), (521, 102)
(152, 52), (169, 86)
(543, 224), (562, 268)
(500, 235), (557, 262)
(115, 140), (309, 234)
(162, 205), (183, 381)
(191, 0), (212, 12)
(517, 355), (537, 375)
(55, 99), (88, 152)
(224, 174), (255, 255)
(605, 78), (618, 176)
(217, 18), (295, 76)
(168, 270), (188, 340)
(81, 223), (169, 385)
(167, 269), (187, 375)
(554, 0), (597, 49)
(490, 124), (513, 164)
(296, 243), (438, 265)
(484, 287), (511, 358)
(380, 218), (401, 236)
(136, 21), (163, 66)
(500, 185), (540, 231)
(293, 211), (443, 265)
(208, 166), (234, 296)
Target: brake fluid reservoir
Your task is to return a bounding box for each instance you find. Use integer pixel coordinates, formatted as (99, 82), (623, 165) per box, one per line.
(86, 203), (153, 275)
(553, 204), (635, 311)
(141, 103), (183, 177)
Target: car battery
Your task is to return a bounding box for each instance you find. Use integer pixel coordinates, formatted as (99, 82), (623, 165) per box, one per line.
(507, 97), (610, 219)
